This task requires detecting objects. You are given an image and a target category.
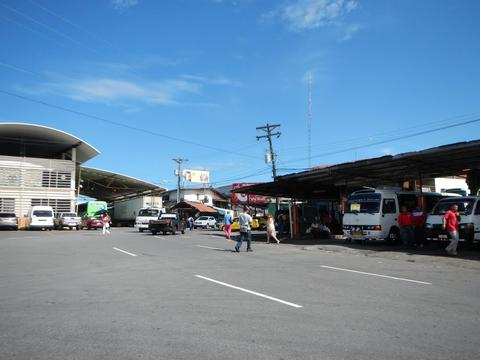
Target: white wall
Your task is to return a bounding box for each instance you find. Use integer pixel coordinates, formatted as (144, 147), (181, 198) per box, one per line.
(0, 155), (76, 217)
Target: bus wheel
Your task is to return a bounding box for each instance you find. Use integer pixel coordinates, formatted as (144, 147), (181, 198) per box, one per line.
(387, 228), (400, 244)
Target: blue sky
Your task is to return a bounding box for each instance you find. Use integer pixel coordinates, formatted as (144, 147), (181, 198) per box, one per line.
(1, 0), (479, 190)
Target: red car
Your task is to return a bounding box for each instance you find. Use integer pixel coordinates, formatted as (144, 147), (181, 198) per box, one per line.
(81, 216), (103, 230)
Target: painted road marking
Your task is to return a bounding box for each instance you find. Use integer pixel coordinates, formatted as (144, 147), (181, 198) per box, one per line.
(320, 265), (431, 285)
(154, 236), (166, 240)
(196, 245), (226, 251)
(195, 275), (303, 308)
(113, 247), (137, 257)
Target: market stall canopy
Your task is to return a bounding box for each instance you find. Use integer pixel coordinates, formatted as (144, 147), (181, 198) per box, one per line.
(0, 123), (99, 163)
(234, 140), (480, 199)
(80, 166), (166, 202)
(171, 201), (217, 214)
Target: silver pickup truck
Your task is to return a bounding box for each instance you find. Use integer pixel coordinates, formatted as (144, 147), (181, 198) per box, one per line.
(54, 212), (81, 230)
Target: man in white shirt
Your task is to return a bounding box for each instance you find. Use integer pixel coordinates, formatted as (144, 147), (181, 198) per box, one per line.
(235, 207), (253, 252)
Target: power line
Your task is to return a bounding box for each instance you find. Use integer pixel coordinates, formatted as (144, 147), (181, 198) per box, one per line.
(0, 1), (102, 56)
(0, 89), (259, 159)
(279, 111), (480, 153)
(210, 167), (273, 186)
(277, 116), (480, 168)
(28, 0), (121, 52)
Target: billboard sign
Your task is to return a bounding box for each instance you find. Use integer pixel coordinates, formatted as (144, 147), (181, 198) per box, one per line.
(183, 170), (210, 183)
(231, 183), (269, 204)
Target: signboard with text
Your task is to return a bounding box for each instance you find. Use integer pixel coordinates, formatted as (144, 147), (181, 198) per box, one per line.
(231, 183), (269, 205)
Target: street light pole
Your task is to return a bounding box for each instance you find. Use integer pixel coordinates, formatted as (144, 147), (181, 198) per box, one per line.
(173, 158), (188, 203)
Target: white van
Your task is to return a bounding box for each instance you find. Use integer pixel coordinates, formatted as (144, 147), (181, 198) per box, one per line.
(28, 206), (55, 230)
(343, 188), (452, 243)
(134, 208), (164, 232)
(425, 196), (480, 243)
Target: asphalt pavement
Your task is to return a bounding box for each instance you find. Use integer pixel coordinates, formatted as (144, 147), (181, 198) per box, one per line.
(1, 228), (479, 360)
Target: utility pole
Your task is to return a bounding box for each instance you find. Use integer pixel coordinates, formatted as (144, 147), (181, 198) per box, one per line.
(307, 72), (312, 168)
(173, 158), (188, 203)
(256, 123), (281, 209)
(256, 123), (281, 178)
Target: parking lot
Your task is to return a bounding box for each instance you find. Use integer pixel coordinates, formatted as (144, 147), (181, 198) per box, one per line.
(1, 228), (479, 360)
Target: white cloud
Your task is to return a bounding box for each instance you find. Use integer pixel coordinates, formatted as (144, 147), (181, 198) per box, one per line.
(21, 71), (239, 108)
(62, 77), (200, 105)
(341, 23), (362, 41)
(111, 0), (139, 11)
(267, 0), (358, 32)
(380, 147), (393, 155)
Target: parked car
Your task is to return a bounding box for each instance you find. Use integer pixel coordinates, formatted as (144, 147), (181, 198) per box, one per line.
(81, 216), (103, 230)
(28, 206), (54, 230)
(254, 216), (268, 230)
(193, 216), (217, 229)
(0, 212), (18, 230)
(230, 217), (259, 231)
(54, 212), (81, 230)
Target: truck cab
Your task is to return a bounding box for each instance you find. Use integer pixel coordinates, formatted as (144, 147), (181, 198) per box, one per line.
(135, 207), (164, 232)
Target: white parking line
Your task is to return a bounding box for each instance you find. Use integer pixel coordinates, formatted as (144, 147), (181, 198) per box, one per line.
(154, 236), (166, 240)
(196, 245), (225, 251)
(195, 275), (303, 308)
(113, 247), (137, 257)
(320, 265), (431, 285)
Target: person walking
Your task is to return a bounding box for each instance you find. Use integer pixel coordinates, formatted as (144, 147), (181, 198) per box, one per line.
(223, 212), (233, 240)
(443, 204), (460, 256)
(187, 216), (194, 231)
(235, 207), (253, 252)
(398, 206), (414, 248)
(101, 213), (111, 235)
(266, 214), (280, 244)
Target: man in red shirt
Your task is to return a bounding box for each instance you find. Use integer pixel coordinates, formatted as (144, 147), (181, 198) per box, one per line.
(443, 204), (460, 256)
(398, 206), (414, 247)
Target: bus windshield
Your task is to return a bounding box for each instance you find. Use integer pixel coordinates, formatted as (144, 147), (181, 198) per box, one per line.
(346, 193), (381, 214)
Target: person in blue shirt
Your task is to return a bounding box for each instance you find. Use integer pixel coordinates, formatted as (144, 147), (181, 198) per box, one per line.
(224, 212), (233, 239)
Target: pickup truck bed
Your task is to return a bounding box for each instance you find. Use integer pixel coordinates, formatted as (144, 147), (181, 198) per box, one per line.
(148, 214), (186, 235)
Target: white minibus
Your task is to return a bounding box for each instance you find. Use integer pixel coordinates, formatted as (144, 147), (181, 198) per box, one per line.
(343, 188), (454, 243)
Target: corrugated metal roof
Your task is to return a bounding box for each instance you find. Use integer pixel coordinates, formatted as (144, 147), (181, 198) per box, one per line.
(80, 166), (165, 201)
(235, 140), (480, 199)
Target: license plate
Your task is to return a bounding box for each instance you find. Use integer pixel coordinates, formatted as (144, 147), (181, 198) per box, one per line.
(439, 234), (448, 239)
(352, 231), (362, 236)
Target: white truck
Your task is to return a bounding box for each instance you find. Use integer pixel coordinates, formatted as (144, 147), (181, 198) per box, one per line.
(135, 207), (165, 232)
(111, 196), (163, 227)
(342, 188), (453, 243)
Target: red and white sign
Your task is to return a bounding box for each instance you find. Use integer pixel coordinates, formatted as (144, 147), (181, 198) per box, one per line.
(231, 183), (269, 204)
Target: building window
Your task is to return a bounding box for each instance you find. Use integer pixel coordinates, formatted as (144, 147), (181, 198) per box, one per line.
(0, 168), (21, 186)
(31, 199), (71, 213)
(0, 198), (15, 212)
(42, 171), (71, 188)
